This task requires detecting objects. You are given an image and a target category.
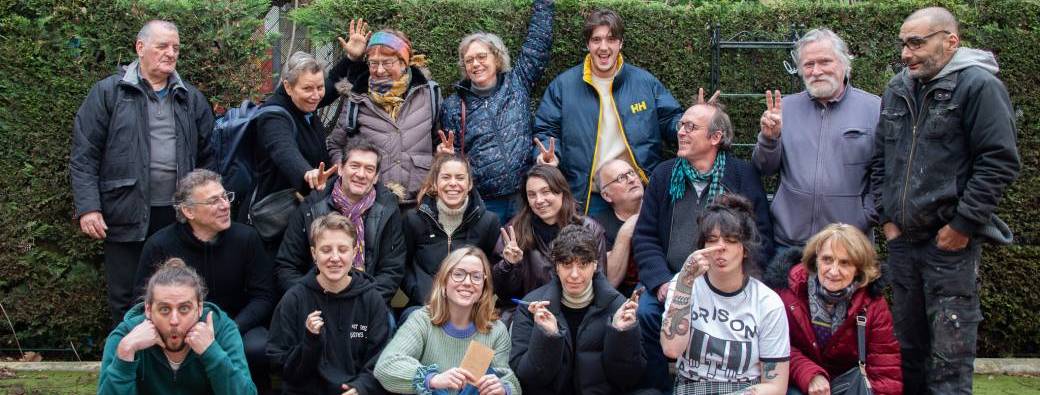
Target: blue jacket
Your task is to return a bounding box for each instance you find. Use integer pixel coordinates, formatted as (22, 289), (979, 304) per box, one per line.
(533, 56), (683, 213)
(632, 157), (775, 293)
(440, 0), (553, 199)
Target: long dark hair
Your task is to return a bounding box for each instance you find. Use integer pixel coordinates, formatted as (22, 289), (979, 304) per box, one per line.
(696, 194), (762, 278)
(510, 165), (582, 251)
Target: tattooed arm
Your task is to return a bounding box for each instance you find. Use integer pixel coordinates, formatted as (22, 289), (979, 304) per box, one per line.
(722, 361), (789, 395)
(660, 246), (717, 358)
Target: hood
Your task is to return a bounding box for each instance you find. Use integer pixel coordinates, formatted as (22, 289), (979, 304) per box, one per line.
(174, 221), (225, 249)
(301, 266), (378, 300)
(335, 64), (433, 96)
(930, 47), (999, 81)
(764, 247), (885, 297)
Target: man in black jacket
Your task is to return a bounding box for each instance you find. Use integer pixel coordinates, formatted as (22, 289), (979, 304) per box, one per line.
(276, 139), (406, 304)
(135, 169), (275, 391)
(871, 7), (1021, 394)
(71, 20), (214, 325)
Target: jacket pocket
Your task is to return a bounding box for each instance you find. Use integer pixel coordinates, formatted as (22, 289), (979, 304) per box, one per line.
(408, 154), (433, 194)
(99, 178), (141, 226)
(840, 128), (873, 166)
(923, 93), (960, 140)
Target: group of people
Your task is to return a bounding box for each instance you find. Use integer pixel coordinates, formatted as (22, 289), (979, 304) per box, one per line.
(72, 2), (1020, 394)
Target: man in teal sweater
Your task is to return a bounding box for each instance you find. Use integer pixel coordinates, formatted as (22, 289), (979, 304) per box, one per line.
(98, 258), (257, 394)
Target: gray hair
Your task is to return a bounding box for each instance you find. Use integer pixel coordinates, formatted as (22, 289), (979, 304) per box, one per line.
(283, 51), (326, 86)
(173, 169), (223, 223)
(457, 32), (512, 79)
(705, 103), (734, 152)
(793, 28), (853, 79)
(137, 20), (179, 43)
(144, 258), (208, 305)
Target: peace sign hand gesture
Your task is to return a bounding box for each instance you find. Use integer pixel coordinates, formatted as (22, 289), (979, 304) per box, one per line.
(337, 18), (371, 61)
(499, 226), (523, 264)
(305, 161), (339, 191)
(534, 137), (558, 167)
(436, 130), (456, 156)
(759, 89), (783, 140)
(697, 87), (721, 105)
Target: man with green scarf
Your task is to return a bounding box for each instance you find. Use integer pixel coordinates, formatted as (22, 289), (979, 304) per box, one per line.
(630, 102), (774, 393)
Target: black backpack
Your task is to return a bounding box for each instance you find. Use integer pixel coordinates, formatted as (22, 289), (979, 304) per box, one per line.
(209, 100), (295, 214)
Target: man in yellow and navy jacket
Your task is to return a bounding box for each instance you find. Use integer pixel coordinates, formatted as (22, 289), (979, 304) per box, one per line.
(533, 9), (683, 216)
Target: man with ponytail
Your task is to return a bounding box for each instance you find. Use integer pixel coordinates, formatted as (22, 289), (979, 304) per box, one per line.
(98, 258), (256, 395)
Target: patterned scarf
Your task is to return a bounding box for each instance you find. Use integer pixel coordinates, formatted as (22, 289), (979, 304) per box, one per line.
(668, 152), (727, 203)
(369, 68), (411, 121)
(807, 275), (857, 348)
(330, 178), (377, 270)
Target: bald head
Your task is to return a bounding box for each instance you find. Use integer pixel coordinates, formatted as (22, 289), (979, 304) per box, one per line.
(905, 7), (959, 36)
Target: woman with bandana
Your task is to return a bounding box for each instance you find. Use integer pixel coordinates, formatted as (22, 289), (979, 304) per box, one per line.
(328, 19), (441, 207)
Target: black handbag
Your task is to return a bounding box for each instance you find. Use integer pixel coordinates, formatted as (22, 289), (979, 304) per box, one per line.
(829, 310), (874, 395)
(247, 188), (302, 242)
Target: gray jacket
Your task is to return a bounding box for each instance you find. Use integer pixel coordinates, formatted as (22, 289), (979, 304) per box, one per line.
(752, 84), (880, 247)
(870, 48), (1020, 242)
(70, 61), (214, 242)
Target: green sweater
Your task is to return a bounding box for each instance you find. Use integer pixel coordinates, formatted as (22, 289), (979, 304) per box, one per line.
(374, 308), (521, 394)
(97, 302), (257, 395)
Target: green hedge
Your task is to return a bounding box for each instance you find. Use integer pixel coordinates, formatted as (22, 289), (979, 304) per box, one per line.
(1, 0), (1036, 358)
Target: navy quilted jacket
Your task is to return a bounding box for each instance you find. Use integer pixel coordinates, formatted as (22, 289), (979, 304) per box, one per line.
(439, 0), (553, 199)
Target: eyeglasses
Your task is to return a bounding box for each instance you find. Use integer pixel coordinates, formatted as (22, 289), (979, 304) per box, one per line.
(366, 58), (400, 70)
(678, 121), (703, 133)
(464, 52), (490, 66)
(899, 30), (950, 51)
(189, 191), (234, 206)
(449, 269), (485, 284)
(602, 170), (637, 189)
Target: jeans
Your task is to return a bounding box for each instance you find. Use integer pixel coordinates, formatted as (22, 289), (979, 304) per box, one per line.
(887, 236), (981, 395)
(636, 281), (673, 393)
(103, 206), (176, 325)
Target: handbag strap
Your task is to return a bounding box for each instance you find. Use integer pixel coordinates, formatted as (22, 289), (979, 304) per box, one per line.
(856, 309), (868, 364)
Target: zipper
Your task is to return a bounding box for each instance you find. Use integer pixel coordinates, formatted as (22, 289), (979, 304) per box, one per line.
(897, 89), (926, 228)
(811, 105), (828, 233)
(419, 201), (480, 254)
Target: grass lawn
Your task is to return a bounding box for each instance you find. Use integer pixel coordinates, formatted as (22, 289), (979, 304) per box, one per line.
(1, 371), (1038, 394)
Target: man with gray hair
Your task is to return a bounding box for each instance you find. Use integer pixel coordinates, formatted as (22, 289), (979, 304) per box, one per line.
(752, 28), (881, 251)
(631, 102), (773, 392)
(134, 169), (274, 391)
(71, 20), (215, 324)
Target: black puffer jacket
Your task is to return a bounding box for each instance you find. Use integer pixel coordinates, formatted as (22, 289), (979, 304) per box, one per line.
(275, 179), (406, 302)
(510, 272), (644, 395)
(402, 190), (500, 306)
(870, 48), (1020, 242)
(70, 62), (214, 242)
(267, 268), (389, 395)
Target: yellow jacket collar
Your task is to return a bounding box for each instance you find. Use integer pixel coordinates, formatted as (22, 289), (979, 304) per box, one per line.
(582, 53), (625, 83)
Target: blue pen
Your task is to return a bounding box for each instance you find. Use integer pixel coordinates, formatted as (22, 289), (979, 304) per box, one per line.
(511, 298), (535, 306)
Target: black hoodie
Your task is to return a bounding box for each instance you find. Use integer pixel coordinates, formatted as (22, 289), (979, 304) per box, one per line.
(135, 222), (275, 332)
(267, 268), (389, 395)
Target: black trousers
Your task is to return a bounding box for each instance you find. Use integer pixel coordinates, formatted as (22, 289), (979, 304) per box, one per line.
(102, 206), (176, 325)
(887, 236), (981, 395)
(242, 325), (271, 392)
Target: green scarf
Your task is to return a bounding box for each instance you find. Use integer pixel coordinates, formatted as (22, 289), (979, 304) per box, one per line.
(668, 152), (727, 203)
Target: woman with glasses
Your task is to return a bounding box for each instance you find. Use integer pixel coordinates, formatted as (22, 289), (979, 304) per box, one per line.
(375, 247), (519, 395)
(268, 213), (391, 395)
(437, 0), (555, 224)
(402, 154), (501, 309)
(493, 165), (607, 323)
(510, 224), (644, 394)
(327, 19), (441, 207)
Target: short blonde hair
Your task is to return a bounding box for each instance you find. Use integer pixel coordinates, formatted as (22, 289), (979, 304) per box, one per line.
(802, 223), (880, 287)
(427, 246), (498, 333)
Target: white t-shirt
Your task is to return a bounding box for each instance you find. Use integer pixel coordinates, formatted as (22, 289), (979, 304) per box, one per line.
(665, 274), (790, 383)
(591, 74), (630, 189)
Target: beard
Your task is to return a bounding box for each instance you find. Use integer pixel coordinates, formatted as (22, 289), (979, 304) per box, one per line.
(159, 331), (188, 353)
(804, 74), (842, 100)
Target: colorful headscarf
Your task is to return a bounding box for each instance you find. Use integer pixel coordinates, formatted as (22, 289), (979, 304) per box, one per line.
(368, 31), (411, 65)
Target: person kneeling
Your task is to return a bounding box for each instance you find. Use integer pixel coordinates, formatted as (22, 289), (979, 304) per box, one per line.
(268, 213), (390, 394)
(510, 224), (644, 394)
(98, 258), (256, 395)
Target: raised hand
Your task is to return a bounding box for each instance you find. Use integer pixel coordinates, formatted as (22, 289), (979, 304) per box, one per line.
(499, 226), (523, 264)
(612, 296), (639, 331)
(476, 373), (506, 395)
(305, 310), (324, 335)
(79, 211), (108, 240)
(534, 137), (558, 167)
(185, 311), (216, 355)
(759, 89), (783, 140)
(305, 161), (339, 190)
(680, 245), (723, 284)
(436, 130), (456, 156)
(429, 367), (476, 391)
(527, 301), (559, 335)
(116, 319), (163, 362)
(337, 18), (371, 61)
(697, 87), (721, 105)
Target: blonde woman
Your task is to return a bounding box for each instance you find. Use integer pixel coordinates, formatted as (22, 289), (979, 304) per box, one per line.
(375, 247), (519, 395)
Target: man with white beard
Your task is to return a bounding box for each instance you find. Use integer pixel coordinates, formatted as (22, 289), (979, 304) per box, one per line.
(752, 28), (881, 252)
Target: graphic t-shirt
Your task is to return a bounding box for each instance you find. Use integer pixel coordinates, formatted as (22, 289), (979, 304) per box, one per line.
(665, 274), (790, 383)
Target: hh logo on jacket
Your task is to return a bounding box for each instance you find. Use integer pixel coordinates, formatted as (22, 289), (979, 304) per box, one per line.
(630, 101), (647, 114)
